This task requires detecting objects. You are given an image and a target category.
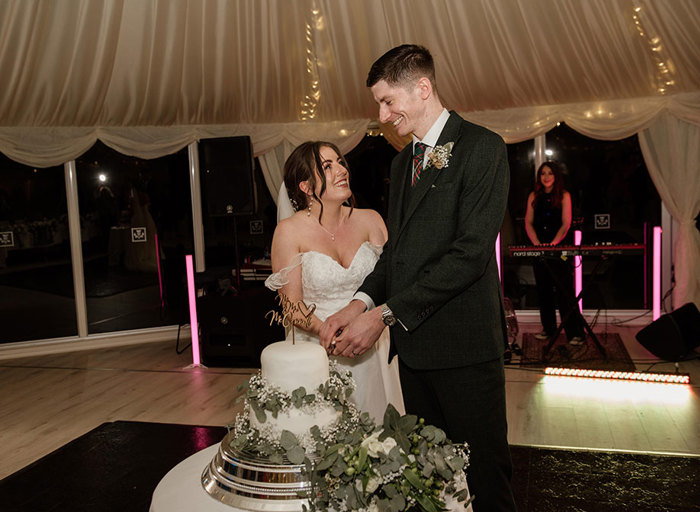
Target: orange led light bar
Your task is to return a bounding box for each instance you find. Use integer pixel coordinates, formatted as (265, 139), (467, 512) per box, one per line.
(544, 367), (690, 384)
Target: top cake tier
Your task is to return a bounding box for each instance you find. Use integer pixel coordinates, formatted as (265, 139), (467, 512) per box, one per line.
(260, 340), (330, 393)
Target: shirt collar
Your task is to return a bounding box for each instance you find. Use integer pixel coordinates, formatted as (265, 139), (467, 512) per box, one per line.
(413, 108), (450, 150)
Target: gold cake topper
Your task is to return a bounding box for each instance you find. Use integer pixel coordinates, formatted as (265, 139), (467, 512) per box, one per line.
(265, 292), (316, 344)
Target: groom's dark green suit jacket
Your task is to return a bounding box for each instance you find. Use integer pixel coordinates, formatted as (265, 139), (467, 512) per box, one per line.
(358, 111), (509, 370)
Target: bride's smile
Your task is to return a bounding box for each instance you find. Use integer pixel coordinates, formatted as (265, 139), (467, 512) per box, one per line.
(315, 146), (352, 203)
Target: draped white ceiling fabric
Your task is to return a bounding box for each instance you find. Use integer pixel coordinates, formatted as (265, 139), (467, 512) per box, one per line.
(0, 0), (698, 164)
(0, 0), (699, 305)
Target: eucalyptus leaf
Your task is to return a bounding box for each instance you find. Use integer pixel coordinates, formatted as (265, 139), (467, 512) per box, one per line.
(437, 466), (454, 481)
(433, 452), (447, 472)
(388, 444), (404, 459)
(324, 443), (343, 455)
(421, 425), (446, 444)
(231, 434), (248, 449)
(280, 430), (299, 450)
(310, 425), (323, 444)
(269, 452), (284, 465)
(287, 445), (306, 465)
(376, 498), (393, 512)
(390, 493), (406, 511)
(383, 483), (398, 497)
(315, 451), (338, 471)
(330, 458), (347, 477)
(420, 425), (436, 442)
(251, 403), (267, 423)
(379, 454), (401, 474)
(446, 455), (465, 472)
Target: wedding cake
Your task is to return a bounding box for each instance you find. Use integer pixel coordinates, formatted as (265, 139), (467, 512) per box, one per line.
(201, 339), (361, 510)
(246, 340), (346, 449)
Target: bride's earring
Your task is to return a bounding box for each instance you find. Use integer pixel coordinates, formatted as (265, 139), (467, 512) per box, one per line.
(307, 198), (313, 217)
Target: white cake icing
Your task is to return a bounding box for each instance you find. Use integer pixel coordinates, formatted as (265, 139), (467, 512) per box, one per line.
(260, 340), (329, 394)
(246, 340), (343, 450)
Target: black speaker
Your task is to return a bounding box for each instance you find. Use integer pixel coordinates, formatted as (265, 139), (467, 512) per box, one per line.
(197, 286), (285, 367)
(635, 302), (700, 361)
(199, 136), (256, 216)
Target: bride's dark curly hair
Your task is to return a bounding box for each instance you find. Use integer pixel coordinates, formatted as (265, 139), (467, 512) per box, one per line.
(283, 141), (355, 224)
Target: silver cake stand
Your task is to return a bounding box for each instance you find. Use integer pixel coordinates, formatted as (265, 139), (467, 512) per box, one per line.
(201, 431), (313, 511)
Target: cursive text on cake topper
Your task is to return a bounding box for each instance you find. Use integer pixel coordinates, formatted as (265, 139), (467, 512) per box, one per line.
(265, 292), (316, 344)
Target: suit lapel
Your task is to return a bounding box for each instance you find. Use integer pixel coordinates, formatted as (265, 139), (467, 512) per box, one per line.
(388, 147), (411, 239)
(397, 112), (464, 237)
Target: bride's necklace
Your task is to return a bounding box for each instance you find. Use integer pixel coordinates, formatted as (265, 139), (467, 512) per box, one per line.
(316, 215), (344, 242)
(318, 221), (337, 241)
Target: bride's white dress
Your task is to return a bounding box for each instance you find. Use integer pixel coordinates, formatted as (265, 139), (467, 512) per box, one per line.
(265, 241), (405, 421)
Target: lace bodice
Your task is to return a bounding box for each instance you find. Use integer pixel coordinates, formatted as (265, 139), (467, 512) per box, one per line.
(264, 240), (405, 422)
(265, 241), (381, 322)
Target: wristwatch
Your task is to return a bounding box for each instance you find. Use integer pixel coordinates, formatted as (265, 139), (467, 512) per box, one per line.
(380, 303), (397, 327)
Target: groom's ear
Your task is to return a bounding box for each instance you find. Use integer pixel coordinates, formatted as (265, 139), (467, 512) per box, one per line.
(416, 77), (432, 100)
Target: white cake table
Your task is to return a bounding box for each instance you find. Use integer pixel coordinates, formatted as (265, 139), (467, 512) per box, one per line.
(150, 444), (244, 512)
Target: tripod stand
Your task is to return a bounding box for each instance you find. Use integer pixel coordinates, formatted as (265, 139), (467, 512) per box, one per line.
(541, 255), (608, 362)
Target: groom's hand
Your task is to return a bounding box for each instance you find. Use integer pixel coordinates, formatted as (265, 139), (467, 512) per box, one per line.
(320, 299), (366, 350)
(333, 307), (384, 358)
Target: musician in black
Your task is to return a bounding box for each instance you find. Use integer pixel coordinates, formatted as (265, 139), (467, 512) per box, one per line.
(525, 161), (585, 345)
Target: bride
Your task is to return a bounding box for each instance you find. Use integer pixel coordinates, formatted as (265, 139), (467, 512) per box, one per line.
(265, 141), (404, 421)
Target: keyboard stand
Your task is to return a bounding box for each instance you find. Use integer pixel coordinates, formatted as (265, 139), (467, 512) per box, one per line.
(541, 255), (608, 362)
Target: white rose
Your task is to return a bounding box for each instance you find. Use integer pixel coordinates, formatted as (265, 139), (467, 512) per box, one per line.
(366, 474), (381, 493)
(361, 432), (383, 457)
(381, 436), (397, 454)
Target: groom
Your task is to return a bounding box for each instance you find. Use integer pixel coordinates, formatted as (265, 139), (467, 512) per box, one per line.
(320, 45), (516, 511)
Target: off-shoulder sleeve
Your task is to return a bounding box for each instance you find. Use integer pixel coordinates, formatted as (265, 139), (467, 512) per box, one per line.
(264, 253), (303, 291)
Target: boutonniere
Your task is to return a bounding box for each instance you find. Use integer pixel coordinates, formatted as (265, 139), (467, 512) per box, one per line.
(426, 142), (454, 170)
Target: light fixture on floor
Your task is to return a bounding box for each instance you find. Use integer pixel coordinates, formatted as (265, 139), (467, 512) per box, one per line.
(544, 367), (690, 384)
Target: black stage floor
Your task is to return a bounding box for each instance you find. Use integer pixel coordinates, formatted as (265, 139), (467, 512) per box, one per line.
(1, 421), (698, 511)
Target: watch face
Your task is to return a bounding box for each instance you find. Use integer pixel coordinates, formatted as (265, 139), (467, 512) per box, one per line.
(381, 305), (395, 326)
(383, 311), (396, 326)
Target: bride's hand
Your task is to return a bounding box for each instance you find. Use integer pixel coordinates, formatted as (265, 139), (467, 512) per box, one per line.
(319, 300), (365, 350)
(333, 307), (384, 358)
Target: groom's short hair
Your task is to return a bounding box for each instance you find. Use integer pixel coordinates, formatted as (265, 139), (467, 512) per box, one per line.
(366, 44), (436, 90)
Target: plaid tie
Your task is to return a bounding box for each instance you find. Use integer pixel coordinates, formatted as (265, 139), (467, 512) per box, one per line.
(412, 142), (428, 186)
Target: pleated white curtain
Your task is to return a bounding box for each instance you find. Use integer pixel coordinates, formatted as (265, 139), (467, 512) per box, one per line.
(639, 114), (700, 309)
